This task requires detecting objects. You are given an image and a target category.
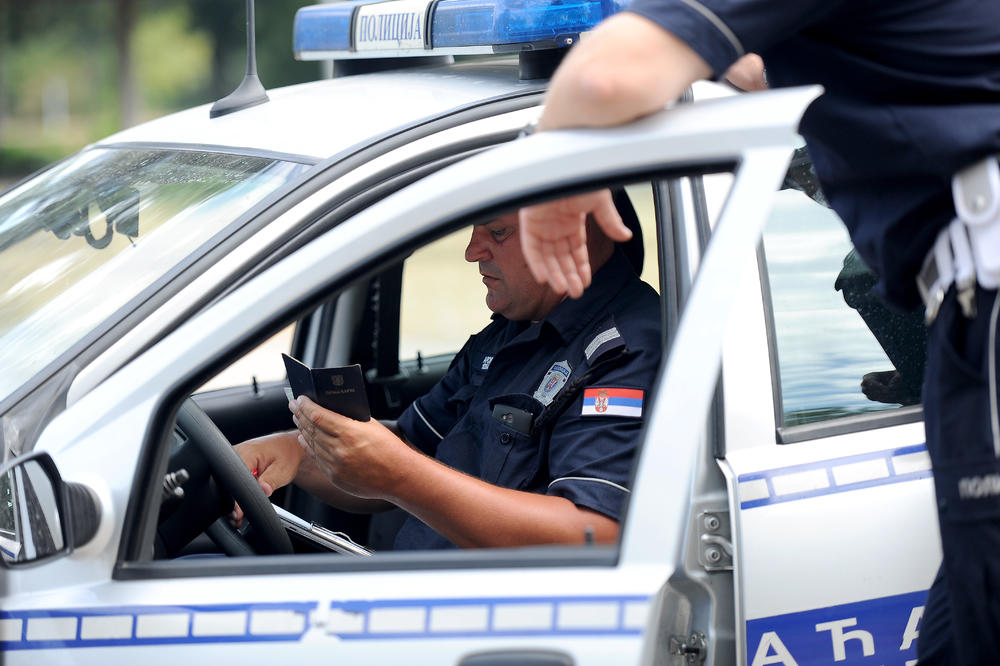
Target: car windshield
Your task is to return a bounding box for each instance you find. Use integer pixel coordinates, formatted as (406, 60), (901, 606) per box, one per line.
(0, 147), (310, 402)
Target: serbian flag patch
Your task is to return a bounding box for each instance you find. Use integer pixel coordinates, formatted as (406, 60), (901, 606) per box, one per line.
(581, 388), (644, 417)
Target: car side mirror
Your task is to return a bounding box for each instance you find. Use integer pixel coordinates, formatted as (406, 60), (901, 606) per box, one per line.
(0, 451), (100, 568)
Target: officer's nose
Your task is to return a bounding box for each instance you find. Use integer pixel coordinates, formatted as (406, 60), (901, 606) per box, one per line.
(465, 226), (492, 263)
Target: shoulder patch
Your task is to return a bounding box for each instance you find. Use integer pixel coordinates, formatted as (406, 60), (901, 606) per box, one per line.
(480, 355), (494, 371)
(582, 387), (643, 418)
(533, 360), (572, 406)
(584, 326), (624, 362)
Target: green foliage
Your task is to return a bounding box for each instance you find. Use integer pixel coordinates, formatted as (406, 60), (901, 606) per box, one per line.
(0, 0), (323, 176)
(254, 0), (322, 89)
(189, 0), (320, 97)
(0, 144), (66, 177)
(4, 23), (114, 117)
(135, 5), (212, 111)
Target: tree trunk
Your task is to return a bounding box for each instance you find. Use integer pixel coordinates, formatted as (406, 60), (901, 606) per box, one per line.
(0, 0), (8, 139)
(114, 0), (137, 129)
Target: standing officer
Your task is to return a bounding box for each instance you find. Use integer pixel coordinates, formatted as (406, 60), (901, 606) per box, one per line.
(517, 2), (1000, 663)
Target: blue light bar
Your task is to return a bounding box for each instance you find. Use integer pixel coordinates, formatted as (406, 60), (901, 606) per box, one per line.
(432, 0), (625, 48)
(293, 0), (626, 59)
(294, 1), (367, 53)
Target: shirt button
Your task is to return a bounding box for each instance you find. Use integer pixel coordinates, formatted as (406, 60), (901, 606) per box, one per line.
(500, 432), (511, 445)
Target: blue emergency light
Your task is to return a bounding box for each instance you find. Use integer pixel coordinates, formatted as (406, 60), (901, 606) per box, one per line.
(293, 0), (626, 59)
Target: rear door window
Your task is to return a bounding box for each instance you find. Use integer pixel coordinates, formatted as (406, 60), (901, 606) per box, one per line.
(762, 149), (926, 427)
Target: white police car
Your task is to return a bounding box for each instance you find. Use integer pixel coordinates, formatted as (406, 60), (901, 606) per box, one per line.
(0, 1), (937, 664)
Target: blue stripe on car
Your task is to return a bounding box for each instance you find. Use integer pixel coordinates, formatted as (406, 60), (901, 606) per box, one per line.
(737, 444), (931, 509)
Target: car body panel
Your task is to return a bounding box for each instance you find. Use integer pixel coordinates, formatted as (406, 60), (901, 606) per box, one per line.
(1, 576), (651, 664)
(96, 62), (541, 160)
(726, 422), (937, 665)
(0, 85), (820, 665)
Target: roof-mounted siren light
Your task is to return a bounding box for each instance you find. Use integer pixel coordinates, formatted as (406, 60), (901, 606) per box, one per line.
(293, 0), (628, 80)
(210, 0), (270, 118)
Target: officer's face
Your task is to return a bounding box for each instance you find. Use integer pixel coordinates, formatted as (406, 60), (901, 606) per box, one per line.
(465, 214), (564, 321)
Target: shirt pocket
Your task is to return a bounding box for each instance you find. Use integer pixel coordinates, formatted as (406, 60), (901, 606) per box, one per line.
(484, 394), (544, 487)
(445, 383), (478, 415)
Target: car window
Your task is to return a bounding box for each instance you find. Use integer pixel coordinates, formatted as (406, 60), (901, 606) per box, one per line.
(135, 177), (674, 569)
(762, 152), (927, 426)
(0, 148), (311, 401)
(626, 183), (660, 292)
(399, 228), (493, 360)
(198, 324), (296, 392)
(399, 184), (660, 362)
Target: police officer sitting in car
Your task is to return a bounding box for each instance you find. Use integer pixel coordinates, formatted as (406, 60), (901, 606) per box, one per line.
(234, 192), (662, 549)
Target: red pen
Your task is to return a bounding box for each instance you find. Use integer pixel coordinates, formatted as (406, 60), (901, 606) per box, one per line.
(252, 468), (259, 479)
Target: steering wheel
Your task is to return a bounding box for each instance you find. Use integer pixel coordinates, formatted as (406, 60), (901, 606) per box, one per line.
(176, 399), (293, 555)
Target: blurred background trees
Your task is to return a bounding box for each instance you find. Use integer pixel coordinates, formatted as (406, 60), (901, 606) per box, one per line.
(0, 0), (322, 181)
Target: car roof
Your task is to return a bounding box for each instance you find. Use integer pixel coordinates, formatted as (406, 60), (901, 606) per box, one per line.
(95, 59), (543, 162)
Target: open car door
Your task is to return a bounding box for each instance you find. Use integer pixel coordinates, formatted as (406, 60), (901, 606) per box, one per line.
(2, 86), (817, 666)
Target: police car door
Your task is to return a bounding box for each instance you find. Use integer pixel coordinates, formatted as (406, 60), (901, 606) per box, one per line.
(1, 86), (814, 666)
(717, 154), (940, 662)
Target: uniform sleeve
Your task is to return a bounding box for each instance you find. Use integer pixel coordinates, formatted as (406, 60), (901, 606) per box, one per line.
(544, 317), (662, 522)
(626, 0), (844, 78)
(397, 335), (477, 455)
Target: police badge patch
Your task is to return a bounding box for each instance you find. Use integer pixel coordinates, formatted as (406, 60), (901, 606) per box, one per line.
(533, 360), (571, 406)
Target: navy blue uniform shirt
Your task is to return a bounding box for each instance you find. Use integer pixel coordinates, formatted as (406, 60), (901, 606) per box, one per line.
(394, 248), (662, 549)
(627, 0), (1000, 309)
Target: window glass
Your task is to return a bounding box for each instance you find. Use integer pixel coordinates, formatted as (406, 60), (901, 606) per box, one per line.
(198, 324), (296, 392)
(625, 183), (660, 292)
(763, 153), (926, 426)
(399, 227), (492, 360)
(146, 180), (667, 566)
(0, 148), (310, 401)
(399, 186), (659, 361)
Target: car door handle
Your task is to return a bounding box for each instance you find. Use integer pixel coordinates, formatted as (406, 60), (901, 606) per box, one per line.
(457, 650), (573, 666)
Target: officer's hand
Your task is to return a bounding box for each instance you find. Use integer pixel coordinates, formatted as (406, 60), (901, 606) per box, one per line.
(724, 53), (767, 92)
(290, 396), (416, 501)
(518, 190), (630, 298)
(230, 432), (303, 527)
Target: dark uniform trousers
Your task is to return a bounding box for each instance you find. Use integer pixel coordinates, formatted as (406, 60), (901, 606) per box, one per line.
(919, 286), (1000, 664)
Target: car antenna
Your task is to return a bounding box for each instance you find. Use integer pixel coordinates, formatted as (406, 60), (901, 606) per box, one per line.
(210, 0), (269, 118)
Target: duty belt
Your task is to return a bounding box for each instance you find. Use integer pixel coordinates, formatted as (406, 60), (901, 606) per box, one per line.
(917, 155), (1000, 324)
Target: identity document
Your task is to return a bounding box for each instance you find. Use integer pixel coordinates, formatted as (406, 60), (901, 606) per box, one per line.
(281, 353), (371, 421)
